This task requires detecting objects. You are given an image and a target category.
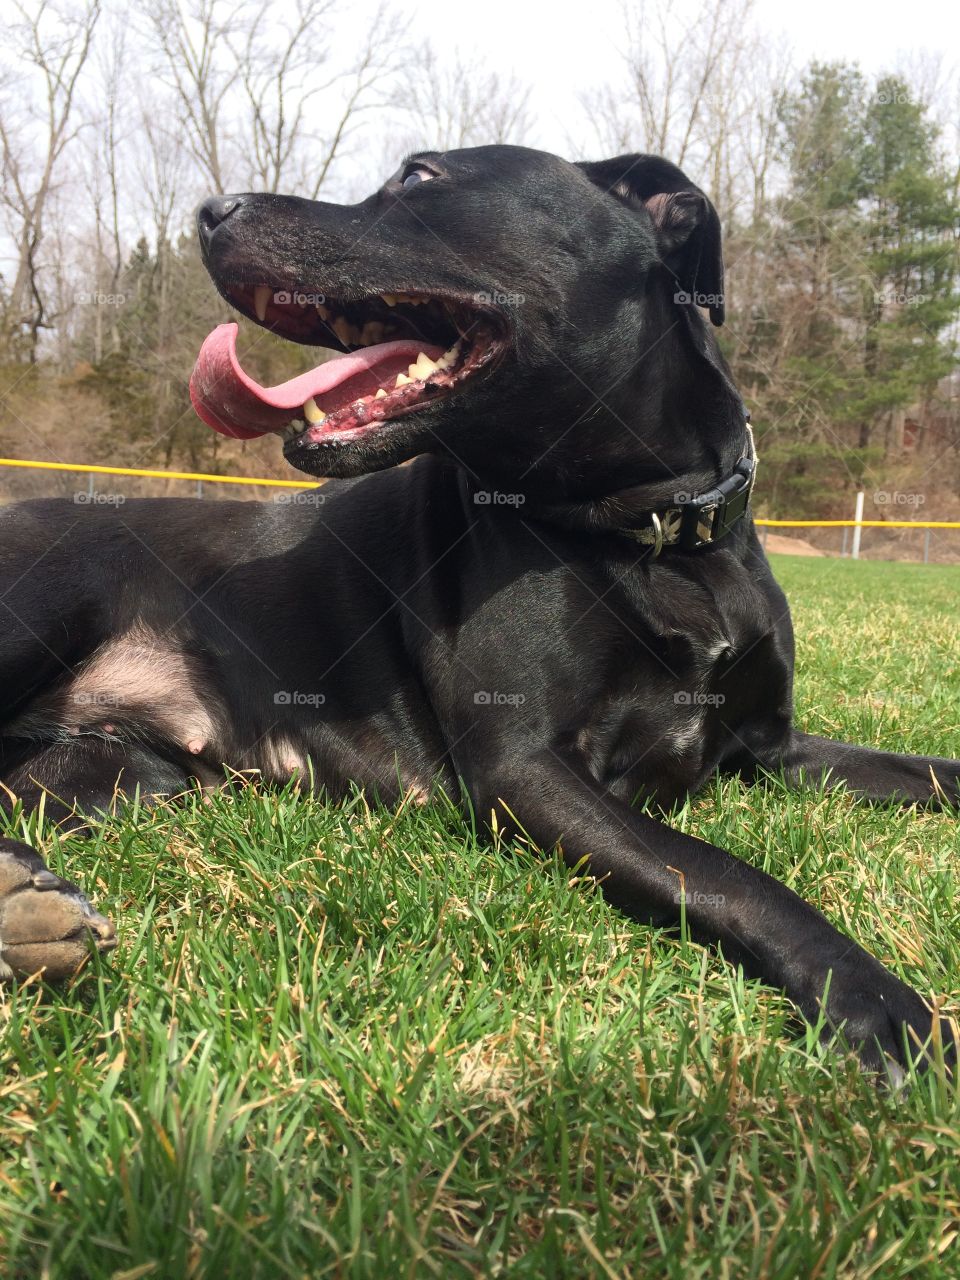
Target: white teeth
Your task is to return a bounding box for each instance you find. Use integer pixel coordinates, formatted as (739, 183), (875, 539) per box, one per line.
(409, 351), (438, 380)
(303, 397), (326, 423)
(395, 373), (412, 386)
(374, 388), (388, 399)
(435, 341), (460, 370)
(254, 285), (271, 322)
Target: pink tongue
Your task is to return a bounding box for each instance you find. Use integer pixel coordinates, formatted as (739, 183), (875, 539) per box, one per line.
(189, 322), (444, 439)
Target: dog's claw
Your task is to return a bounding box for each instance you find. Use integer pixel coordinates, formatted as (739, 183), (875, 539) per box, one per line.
(0, 838), (116, 982)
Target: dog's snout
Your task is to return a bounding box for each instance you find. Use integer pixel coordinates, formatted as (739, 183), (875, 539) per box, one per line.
(197, 195), (244, 246)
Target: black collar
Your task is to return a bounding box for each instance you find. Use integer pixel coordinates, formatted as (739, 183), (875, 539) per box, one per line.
(521, 425), (757, 557)
(615, 424), (757, 556)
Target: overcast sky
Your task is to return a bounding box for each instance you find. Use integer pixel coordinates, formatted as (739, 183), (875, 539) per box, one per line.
(408, 0), (960, 155)
(1, 0), (957, 275)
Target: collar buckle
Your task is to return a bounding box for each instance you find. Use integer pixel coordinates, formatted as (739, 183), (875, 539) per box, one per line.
(621, 423), (757, 555)
(676, 424), (756, 551)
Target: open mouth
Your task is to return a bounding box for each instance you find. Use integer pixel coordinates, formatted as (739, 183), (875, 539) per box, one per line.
(189, 285), (506, 451)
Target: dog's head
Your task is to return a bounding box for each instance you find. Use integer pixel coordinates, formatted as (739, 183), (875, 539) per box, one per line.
(192, 145), (739, 496)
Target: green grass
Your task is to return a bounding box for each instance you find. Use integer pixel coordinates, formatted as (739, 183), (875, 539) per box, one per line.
(2, 554), (959, 1279)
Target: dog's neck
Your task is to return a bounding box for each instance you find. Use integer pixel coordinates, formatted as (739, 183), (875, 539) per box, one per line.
(513, 310), (754, 547)
(518, 417), (755, 550)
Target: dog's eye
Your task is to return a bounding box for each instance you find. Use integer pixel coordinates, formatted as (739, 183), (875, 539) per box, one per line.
(402, 167), (435, 189)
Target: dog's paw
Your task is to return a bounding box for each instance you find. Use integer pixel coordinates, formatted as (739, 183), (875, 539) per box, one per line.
(0, 838), (116, 982)
(811, 951), (956, 1085)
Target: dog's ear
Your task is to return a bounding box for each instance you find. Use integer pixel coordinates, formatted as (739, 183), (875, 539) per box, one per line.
(576, 154), (725, 326)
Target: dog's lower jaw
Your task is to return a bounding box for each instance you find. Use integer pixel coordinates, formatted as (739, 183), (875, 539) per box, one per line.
(283, 421), (436, 478)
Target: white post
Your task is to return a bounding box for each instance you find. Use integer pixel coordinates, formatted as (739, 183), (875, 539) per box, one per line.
(851, 490), (865, 560)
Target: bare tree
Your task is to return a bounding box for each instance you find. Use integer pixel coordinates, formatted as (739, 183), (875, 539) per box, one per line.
(580, 0), (779, 224)
(0, 0), (101, 361)
(78, 17), (128, 362)
(142, 0), (408, 198)
(393, 46), (533, 154)
(142, 0), (236, 194)
(582, 0), (749, 161)
(227, 0), (407, 196)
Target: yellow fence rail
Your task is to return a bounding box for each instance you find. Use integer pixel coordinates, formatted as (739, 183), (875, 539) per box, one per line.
(1, 457), (960, 529)
(755, 517), (960, 530)
(0, 455), (319, 490)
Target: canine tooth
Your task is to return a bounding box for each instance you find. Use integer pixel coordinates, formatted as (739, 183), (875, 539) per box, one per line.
(303, 397), (326, 423)
(395, 373), (412, 386)
(254, 285), (271, 322)
(374, 387), (388, 399)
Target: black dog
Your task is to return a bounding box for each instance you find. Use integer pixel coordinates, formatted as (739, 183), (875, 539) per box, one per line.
(0, 146), (956, 1081)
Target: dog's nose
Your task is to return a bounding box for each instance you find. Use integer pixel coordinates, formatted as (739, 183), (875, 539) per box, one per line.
(197, 195), (244, 247)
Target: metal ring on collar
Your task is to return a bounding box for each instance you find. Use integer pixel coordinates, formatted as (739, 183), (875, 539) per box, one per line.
(649, 511), (663, 558)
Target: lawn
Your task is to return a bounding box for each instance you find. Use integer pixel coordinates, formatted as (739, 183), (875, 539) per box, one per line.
(2, 554), (959, 1279)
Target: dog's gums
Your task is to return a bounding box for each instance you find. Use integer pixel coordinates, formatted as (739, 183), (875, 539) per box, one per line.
(189, 286), (506, 451)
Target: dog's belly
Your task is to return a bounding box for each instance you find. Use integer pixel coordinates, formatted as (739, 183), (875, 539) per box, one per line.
(5, 625), (451, 804)
(7, 623), (219, 749)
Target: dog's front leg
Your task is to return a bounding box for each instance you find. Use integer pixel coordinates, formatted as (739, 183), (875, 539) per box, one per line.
(778, 732), (960, 807)
(472, 752), (954, 1078)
